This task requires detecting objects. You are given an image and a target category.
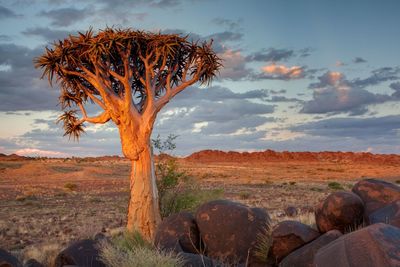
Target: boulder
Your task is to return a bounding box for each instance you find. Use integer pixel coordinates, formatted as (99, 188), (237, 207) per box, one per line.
(369, 200), (400, 227)
(315, 191), (364, 233)
(279, 230), (342, 267)
(195, 200), (271, 265)
(352, 179), (400, 217)
(270, 220), (320, 264)
(23, 259), (43, 267)
(0, 249), (22, 267)
(314, 223), (400, 267)
(284, 206), (297, 217)
(180, 252), (222, 267)
(155, 212), (201, 254)
(54, 239), (105, 267)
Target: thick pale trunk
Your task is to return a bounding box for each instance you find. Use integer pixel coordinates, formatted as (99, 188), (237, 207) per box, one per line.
(126, 143), (161, 240)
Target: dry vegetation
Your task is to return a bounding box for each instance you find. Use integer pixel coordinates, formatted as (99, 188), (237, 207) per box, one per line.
(1, 153), (400, 255)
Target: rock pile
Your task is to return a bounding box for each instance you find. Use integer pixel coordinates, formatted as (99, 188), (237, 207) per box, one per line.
(154, 178), (400, 267)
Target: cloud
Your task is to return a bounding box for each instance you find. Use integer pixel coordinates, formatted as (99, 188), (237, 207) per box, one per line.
(246, 48), (295, 62)
(22, 27), (72, 42)
(291, 115), (400, 140)
(302, 70), (400, 115)
(0, 43), (59, 111)
(217, 49), (251, 80)
(353, 57), (367, 64)
(212, 18), (242, 31)
(246, 47), (313, 62)
(350, 67), (400, 88)
(253, 63), (306, 80)
(0, 5), (19, 19)
(39, 7), (89, 27)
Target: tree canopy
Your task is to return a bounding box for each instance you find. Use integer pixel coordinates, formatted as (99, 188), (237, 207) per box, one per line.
(35, 28), (222, 140)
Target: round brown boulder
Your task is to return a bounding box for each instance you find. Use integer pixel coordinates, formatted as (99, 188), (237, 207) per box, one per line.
(54, 239), (105, 267)
(270, 220), (320, 264)
(352, 178), (400, 217)
(315, 191), (364, 233)
(314, 223), (400, 267)
(279, 230), (342, 267)
(369, 200), (400, 228)
(155, 212), (201, 254)
(0, 249), (22, 267)
(195, 200), (271, 265)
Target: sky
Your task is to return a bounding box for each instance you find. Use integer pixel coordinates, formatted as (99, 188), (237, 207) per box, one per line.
(0, 0), (400, 157)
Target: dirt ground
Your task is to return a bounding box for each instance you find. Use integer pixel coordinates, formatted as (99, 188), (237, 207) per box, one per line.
(0, 156), (399, 252)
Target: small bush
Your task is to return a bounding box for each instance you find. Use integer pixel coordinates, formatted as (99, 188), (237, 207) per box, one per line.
(327, 181), (344, 190)
(289, 181), (296, 186)
(100, 231), (182, 267)
(310, 187), (323, 192)
(154, 135), (224, 218)
(396, 180), (400, 184)
(64, 183), (78, 191)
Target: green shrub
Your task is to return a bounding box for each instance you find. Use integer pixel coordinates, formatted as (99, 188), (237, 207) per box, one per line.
(153, 135), (224, 218)
(100, 231), (182, 267)
(327, 181), (344, 190)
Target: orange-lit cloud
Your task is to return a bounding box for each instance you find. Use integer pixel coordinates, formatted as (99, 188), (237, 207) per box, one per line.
(261, 64), (304, 79)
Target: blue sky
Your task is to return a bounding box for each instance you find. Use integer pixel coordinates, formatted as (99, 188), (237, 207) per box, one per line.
(0, 0), (400, 157)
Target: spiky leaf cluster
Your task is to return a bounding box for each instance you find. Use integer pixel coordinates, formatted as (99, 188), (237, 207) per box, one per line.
(56, 110), (85, 140)
(35, 28), (222, 113)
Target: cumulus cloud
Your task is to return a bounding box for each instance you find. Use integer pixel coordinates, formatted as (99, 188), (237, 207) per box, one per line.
(212, 18), (242, 31)
(252, 64), (306, 80)
(217, 49), (251, 80)
(246, 47), (313, 62)
(301, 70), (400, 115)
(39, 7), (89, 27)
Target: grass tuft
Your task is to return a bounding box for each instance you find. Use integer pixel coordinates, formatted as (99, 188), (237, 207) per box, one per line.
(327, 181), (344, 190)
(100, 231), (182, 267)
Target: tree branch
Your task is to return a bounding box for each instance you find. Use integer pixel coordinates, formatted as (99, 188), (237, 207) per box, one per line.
(75, 109), (111, 126)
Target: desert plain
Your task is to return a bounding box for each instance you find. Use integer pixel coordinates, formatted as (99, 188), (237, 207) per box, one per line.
(1, 150), (400, 255)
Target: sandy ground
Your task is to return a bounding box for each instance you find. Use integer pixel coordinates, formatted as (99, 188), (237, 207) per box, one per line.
(0, 157), (399, 251)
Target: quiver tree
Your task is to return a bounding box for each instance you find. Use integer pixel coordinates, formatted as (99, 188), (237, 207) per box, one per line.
(35, 28), (221, 240)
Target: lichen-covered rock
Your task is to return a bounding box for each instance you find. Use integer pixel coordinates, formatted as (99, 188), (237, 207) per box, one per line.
(195, 200), (271, 265)
(352, 179), (400, 217)
(315, 191), (364, 233)
(314, 223), (400, 267)
(270, 220), (320, 264)
(155, 212), (201, 254)
(369, 200), (400, 228)
(0, 249), (22, 267)
(54, 239), (105, 267)
(279, 230), (342, 267)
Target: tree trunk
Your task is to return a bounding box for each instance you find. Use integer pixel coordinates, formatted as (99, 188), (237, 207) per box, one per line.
(126, 143), (161, 241)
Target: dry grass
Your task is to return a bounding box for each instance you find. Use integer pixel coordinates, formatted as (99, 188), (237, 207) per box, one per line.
(21, 243), (61, 266)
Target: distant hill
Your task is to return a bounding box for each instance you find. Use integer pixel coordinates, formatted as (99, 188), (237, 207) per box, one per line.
(184, 149), (400, 165)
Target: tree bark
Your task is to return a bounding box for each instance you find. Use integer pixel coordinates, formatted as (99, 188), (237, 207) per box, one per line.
(126, 143), (161, 240)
